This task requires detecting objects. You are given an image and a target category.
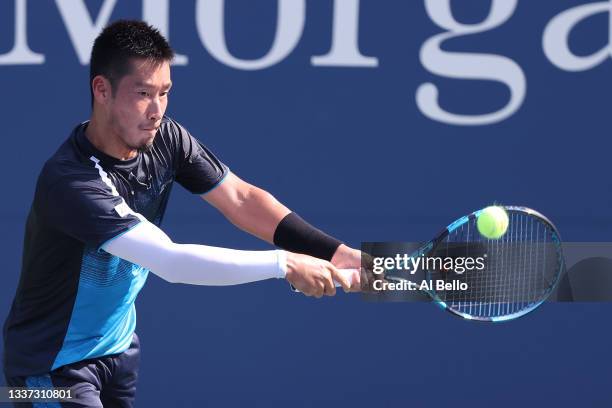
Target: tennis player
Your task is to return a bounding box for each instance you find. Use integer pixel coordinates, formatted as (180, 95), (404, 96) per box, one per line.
(2, 20), (362, 407)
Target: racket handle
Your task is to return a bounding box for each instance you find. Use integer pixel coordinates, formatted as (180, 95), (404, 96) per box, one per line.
(335, 268), (358, 287)
(290, 268), (358, 292)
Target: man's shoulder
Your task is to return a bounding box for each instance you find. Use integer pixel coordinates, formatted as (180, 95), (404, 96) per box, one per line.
(157, 115), (185, 141)
(38, 161), (105, 205)
(154, 116), (197, 157)
(37, 126), (103, 194)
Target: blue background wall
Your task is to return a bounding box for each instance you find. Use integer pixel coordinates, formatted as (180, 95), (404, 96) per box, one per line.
(1, 1), (611, 406)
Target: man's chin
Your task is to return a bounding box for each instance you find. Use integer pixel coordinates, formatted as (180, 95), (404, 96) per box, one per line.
(137, 141), (154, 154)
(133, 133), (156, 153)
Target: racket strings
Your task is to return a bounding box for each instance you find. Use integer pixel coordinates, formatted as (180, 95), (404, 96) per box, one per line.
(429, 211), (562, 319)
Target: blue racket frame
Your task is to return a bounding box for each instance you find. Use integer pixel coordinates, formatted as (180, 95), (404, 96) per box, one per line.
(384, 206), (565, 322)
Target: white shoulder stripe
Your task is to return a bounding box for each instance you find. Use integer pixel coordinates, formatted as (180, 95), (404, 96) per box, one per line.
(89, 156), (145, 221)
(90, 156), (119, 196)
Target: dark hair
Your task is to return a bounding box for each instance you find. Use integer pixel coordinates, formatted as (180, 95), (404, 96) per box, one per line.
(89, 20), (174, 105)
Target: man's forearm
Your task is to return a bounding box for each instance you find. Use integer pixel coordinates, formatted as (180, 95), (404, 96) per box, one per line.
(203, 173), (345, 262)
(222, 185), (291, 243)
(228, 187), (344, 261)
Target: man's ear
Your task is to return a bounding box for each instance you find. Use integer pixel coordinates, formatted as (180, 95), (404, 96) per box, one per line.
(91, 75), (112, 105)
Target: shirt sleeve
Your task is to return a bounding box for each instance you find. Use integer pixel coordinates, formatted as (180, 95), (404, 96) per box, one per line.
(169, 119), (229, 194)
(102, 219), (287, 285)
(41, 174), (144, 249)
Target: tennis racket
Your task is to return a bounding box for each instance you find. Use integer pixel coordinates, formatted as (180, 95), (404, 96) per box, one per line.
(298, 206), (565, 322)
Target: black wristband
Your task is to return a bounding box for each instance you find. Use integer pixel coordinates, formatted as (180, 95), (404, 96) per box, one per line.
(273, 212), (343, 261)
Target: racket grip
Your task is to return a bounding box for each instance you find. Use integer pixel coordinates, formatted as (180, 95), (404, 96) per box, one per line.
(290, 268), (358, 292)
(335, 268), (358, 287)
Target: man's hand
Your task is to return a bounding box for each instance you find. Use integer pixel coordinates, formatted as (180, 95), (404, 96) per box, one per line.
(330, 244), (363, 292)
(285, 252), (351, 297)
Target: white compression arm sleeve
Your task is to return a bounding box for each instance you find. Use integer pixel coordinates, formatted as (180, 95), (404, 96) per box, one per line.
(102, 220), (287, 285)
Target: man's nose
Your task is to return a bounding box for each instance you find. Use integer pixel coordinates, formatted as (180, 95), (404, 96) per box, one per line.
(148, 98), (162, 121)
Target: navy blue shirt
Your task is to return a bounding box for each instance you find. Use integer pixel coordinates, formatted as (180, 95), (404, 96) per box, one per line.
(3, 117), (228, 377)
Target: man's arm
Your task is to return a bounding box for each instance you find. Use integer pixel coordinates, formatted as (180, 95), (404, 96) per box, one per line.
(103, 220), (285, 285)
(202, 172), (289, 244)
(103, 219), (347, 297)
(202, 172), (362, 290)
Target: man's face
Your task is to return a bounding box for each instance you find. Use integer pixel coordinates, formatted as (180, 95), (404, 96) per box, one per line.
(107, 59), (172, 152)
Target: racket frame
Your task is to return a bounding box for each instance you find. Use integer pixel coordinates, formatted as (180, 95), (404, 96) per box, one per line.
(383, 206), (565, 322)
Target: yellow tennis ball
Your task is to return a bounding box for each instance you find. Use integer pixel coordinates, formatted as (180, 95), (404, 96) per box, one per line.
(477, 206), (509, 239)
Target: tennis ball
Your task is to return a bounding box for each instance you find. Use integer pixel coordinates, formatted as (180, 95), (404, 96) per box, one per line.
(477, 206), (509, 239)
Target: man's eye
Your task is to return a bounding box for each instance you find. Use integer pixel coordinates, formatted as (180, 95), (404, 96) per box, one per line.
(138, 91), (148, 97)
(160, 92), (169, 97)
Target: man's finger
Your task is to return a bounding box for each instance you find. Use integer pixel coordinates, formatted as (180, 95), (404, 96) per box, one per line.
(321, 271), (336, 296)
(330, 266), (351, 292)
(349, 269), (361, 292)
(314, 282), (325, 298)
(324, 282), (336, 296)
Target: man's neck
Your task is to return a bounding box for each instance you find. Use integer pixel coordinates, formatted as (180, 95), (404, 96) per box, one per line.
(85, 114), (138, 161)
